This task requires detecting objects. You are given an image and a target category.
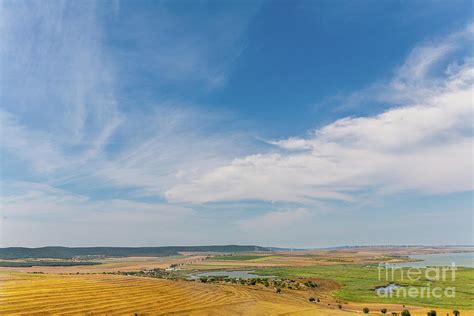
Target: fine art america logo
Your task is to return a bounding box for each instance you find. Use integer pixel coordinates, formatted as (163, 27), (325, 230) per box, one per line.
(377, 263), (457, 298)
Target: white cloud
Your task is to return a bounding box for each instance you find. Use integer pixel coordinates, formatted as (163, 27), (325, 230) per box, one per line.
(269, 138), (312, 150)
(165, 28), (474, 204)
(394, 24), (472, 86)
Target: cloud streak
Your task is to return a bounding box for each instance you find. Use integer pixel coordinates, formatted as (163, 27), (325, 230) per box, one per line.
(0, 1), (122, 176)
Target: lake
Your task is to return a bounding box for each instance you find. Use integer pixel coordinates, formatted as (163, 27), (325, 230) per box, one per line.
(375, 283), (401, 295)
(187, 270), (275, 280)
(389, 252), (474, 268)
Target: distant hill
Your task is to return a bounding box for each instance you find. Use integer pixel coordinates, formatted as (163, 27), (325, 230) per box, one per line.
(0, 245), (270, 259)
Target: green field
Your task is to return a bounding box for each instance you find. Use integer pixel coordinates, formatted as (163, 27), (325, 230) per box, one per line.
(256, 265), (474, 309)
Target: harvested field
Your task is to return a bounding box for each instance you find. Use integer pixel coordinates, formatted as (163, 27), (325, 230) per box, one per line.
(0, 272), (340, 315)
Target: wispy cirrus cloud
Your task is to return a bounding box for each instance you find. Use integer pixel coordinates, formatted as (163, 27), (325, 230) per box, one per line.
(112, 1), (261, 89)
(94, 105), (256, 196)
(0, 0), (260, 245)
(327, 24), (474, 113)
(0, 0), (259, 181)
(0, 1), (122, 175)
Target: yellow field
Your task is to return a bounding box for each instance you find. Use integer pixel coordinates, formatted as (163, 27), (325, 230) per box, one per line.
(1, 272), (471, 315)
(0, 272), (344, 315)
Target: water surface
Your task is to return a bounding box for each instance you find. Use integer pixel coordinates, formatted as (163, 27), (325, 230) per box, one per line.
(375, 283), (401, 295)
(389, 252), (474, 268)
(188, 270), (275, 280)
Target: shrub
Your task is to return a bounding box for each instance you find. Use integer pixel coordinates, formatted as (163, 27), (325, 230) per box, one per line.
(276, 288), (282, 294)
(309, 297), (315, 302)
(338, 304), (342, 310)
(427, 311), (436, 316)
(304, 280), (318, 288)
(401, 310), (411, 316)
(381, 308), (387, 314)
(453, 310), (460, 316)
(363, 307), (369, 314)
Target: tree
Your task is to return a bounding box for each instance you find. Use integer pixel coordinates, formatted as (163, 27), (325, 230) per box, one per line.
(381, 308), (387, 314)
(338, 304), (342, 310)
(363, 307), (369, 314)
(309, 297), (315, 302)
(453, 310), (460, 316)
(276, 288), (282, 294)
(427, 311), (437, 316)
(401, 310), (411, 316)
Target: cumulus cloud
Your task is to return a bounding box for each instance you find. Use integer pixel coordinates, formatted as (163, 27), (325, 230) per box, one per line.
(165, 28), (474, 204)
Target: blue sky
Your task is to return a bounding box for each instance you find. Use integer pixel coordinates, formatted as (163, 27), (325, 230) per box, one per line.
(0, 0), (473, 247)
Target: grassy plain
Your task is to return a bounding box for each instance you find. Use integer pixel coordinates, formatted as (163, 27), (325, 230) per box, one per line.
(255, 265), (474, 309)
